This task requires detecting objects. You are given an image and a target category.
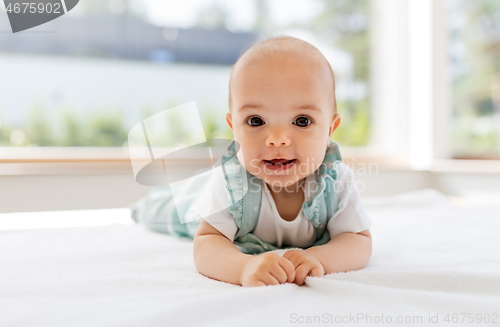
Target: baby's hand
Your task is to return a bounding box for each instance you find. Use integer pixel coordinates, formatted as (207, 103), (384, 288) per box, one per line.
(240, 252), (296, 287)
(282, 249), (325, 286)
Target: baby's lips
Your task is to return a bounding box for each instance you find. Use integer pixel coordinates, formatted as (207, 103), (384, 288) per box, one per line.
(268, 159), (294, 164)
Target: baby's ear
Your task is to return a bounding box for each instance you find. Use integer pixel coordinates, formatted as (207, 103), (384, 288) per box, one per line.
(225, 112), (233, 130)
(329, 113), (342, 137)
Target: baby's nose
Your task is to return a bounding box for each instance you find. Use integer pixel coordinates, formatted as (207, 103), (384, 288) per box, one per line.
(266, 129), (291, 147)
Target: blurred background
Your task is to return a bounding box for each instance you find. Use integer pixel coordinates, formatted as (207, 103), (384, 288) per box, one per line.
(0, 0), (373, 149)
(0, 0), (498, 156)
(0, 0), (499, 213)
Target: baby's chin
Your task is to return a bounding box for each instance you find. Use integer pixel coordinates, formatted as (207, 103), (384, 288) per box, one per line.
(260, 175), (304, 189)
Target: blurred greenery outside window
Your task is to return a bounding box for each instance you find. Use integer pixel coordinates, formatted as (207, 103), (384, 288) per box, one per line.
(448, 0), (500, 158)
(0, 0), (372, 150)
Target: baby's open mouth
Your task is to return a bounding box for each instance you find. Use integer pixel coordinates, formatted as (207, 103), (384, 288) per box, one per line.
(264, 159), (296, 166)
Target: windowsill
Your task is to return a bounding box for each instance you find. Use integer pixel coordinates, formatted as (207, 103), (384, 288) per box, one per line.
(1, 147), (499, 175)
(0, 147), (131, 163)
(430, 159), (500, 173)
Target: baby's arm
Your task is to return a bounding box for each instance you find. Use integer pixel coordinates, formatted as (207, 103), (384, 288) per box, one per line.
(304, 229), (372, 275)
(193, 218), (295, 286)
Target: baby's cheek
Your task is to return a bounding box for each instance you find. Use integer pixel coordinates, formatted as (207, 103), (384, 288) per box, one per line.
(242, 156), (258, 171)
(234, 151), (249, 169)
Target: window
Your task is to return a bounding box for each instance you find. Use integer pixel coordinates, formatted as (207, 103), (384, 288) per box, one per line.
(447, 0), (500, 159)
(2, 0), (497, 168)
(0, 0), (373, 154)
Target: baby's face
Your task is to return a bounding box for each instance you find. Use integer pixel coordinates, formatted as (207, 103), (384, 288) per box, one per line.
(226, 52), (341, 190)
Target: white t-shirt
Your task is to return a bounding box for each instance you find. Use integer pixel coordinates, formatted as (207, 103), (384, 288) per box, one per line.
(191, 162), (371, 248)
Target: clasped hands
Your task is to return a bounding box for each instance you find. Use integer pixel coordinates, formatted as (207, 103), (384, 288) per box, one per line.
(239, 249), (325, 287)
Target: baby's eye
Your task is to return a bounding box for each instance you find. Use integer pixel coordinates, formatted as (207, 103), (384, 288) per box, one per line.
(293, 116), (312, 127)
(247, 116), (265, 127)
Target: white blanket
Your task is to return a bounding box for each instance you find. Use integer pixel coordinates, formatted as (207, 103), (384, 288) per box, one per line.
(1, 189), (500, 327)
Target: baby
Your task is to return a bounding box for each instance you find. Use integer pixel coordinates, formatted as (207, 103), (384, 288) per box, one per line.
(133, 36), (372, 287)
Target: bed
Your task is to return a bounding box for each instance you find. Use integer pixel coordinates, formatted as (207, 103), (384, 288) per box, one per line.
(1, 189), (499, 326)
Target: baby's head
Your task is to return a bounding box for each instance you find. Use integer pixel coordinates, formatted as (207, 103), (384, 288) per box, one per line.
(225, 36), (341, 190)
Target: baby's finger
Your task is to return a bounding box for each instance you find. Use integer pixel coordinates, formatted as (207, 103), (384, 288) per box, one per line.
(294, 263), (312, 286)
(279, 257), (296, 283)
(309, 266), (325, 278)
(268, 262), (289, 284)
(282, 250), (302, 269)
(247, 280), (266, 287)
(259, 273), (280, 286)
